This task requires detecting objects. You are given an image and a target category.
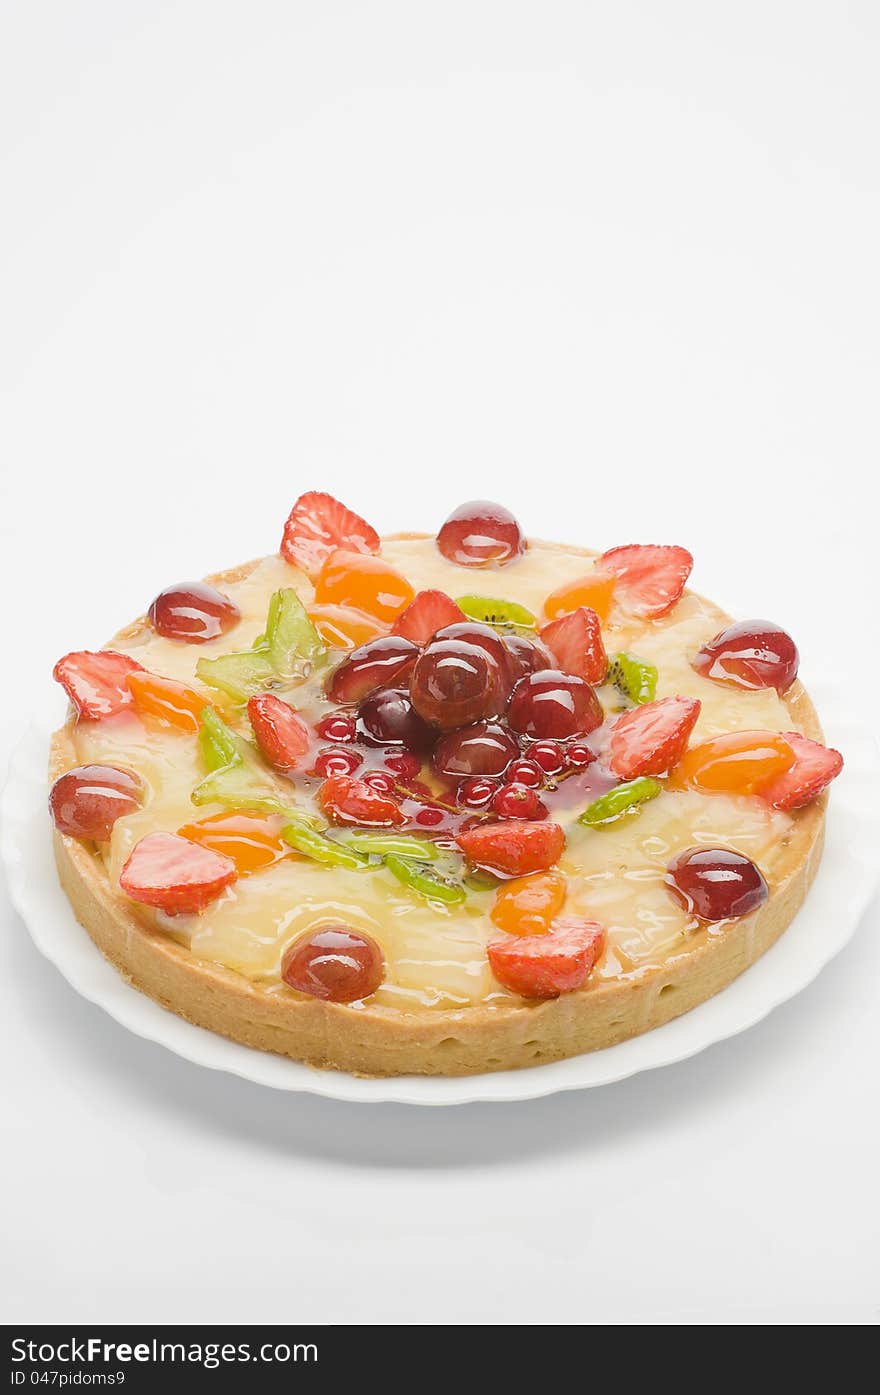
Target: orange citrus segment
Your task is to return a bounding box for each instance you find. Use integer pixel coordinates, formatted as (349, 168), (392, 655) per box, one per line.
(313, 549), (415, 624)
(127, 671), (212, 734)
(177, 812), (290, 875)
(669, 730), (796, 795)
(543, 571), (616, 623)
(306, 603), (389, 650)
(490, 870), (567, 937)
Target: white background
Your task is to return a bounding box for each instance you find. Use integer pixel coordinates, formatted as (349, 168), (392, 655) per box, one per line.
(1, 1), (878, 1325)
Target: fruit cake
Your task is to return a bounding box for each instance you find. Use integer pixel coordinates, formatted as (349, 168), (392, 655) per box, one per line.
(48, 495), (843, 1076)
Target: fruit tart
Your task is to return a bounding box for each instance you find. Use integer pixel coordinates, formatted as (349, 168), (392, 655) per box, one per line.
(49, 495), (843, 1076)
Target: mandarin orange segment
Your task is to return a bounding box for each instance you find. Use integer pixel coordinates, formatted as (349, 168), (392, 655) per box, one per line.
(543, 571), (616, 623)
(127, 671), (212, 733)
(313, 549), (415, 624)
(177, 812), (290, 874)
(490, 870), (567, 937)
(306, 602), (389, 650)
(669, 729), (796, 795)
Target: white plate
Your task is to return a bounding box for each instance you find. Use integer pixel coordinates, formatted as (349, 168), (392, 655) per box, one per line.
(3, 682), (879, 1106)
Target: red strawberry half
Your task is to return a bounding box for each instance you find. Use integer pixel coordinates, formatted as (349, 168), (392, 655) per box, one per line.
(281, 491), (380, 577)
(539, 607), (607, 684)
(247, 693), (312, 771)
(488, 917), (606, 999)
(318, 774), (405, 827)
(598, 544), (693, 618)
(456, 820), (565, 876)
(120, 832), (236, 914)
(391, 590), (465, 645)
(759, 732), (843, 810)
(610, 695), (701, 779)
(53, 650), (146, 721)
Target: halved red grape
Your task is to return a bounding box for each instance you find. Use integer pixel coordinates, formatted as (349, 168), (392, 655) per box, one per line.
(148, 582), (240, 644)
(507, 669), (604, 740)
(50, 764), (142, 841)
(436, 500), (525, 567)
(434, 621), (512, 676)
(281, 925), (384, 1002)
(410, 640), (505, 731)
(666, 847), (768, 921)
(358, 687), (435, 751)
(326, 635), (419, 704)
(692, 621), (799, 694)
(432, 720), (519, 777)
(503, 633), (556, 682)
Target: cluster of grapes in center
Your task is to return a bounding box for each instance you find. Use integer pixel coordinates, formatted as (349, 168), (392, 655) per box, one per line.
(313, 621), (608, 833)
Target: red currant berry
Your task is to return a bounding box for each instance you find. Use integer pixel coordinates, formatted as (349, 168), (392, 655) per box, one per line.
(362, 770), (398, 794)
(491, 782), (547, 820)
(312, 747), (363, 778)
(383, 751), (422, 780)
(566, 742), (597, 769)
(415, 807), (445, 827)
(316, 712), (358, 743)
(457, 776), (499, 809)
(505, 758), (543, 789)
(530, 741), (566, 775)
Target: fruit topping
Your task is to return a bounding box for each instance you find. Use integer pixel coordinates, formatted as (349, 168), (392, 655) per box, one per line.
(456, 820), (565, 875)
(487, 917), (605, 998)
(281, 925), (384, 1002)
(491, 783), (547, 820)
(457, 776), (500, 808)
(758, 732), (844, 810)
(50, 764), (142, 841)
(280, 822), (369, 870)
(247, 693), (312, 771)
(692, 621), (800, 694)
(391, 590), (465, 644)
(455, 596), (536, 631)
(670, 730), (795, 796)
(198, 705), (244, 770)
(503, 632), (556, 681)
(566, 742), (597, 769)
(505, 758), (543, 788)
(506, 669), (604, 740)
(578, 777), (662, 826)
(148, 582), (240, 644)
(598, 544), (693, 618)
(192, 710), (283, 811)
(607, 652), (658, 705)
(609, 695), (701, 779)
(358, 687), (435, 750)
(313, 747), (364, 778)
(666, 847), (769, 921)
(317, 773), (405, 827)
(127, 671), (211, 734)
(410, 638), (506, 730)
(361, 770), (397, 794)
(119, 832), (236, 914)
(343, 831), (440, 859)
(195, 649), (277, 703)
(316, 712), (358, 743)
(382, 751), (422, 779)
(264, 587), (323, 675)
(53, 650), (145, 721)
(313, 550), (414, 623)
(178, 812), (289, 874)
(326, 635), (419, 704)
(306, 604), (387, 651)
(490, 870), (567, 936)
(543, 571), (616, 624)
(280, 491), (380, 578)
(383, 854), (467, 904)
(539, 607), (607, 684)
(529, 741), (566, 775)
(436, 500), (525, 567)
(432, 720), (519, 777)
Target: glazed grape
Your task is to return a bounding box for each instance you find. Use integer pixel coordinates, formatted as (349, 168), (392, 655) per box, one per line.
(410, 639), (505, 731)
(148, 582), (240, 644)
(505, 758), (543, 789)
(492, 782), (547, 820)
(432, 720), (519, 777)
(666, 847), (769, 921)
(281, 925), (384, 1002)
(434, 622), (513, 680)
(50, 764), (142, 841)
(504, 633), (556, 682)
(436, 500), (525, 567)
(312, 747), (363, 778)
(326, 635), (419, 705)
(358, 687), (435, 751)
(457, 776), (499, 808)
(692, 621), (799, 695)
(316, 712), (358, 743)
(507, 670), (604, 740)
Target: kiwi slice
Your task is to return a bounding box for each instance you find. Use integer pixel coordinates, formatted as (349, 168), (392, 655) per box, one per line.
(456, 595), (537, 633)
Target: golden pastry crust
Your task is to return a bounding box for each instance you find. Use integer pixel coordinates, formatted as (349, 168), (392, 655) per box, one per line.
(49, 541), (827, 1077)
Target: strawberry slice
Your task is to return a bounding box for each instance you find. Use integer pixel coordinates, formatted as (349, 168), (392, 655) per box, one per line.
(318, 773), (405, 827)
(610, 695), (701, 778)
(759, 732), (843, 810)
(488, 917), (606, 999)
(53, 650), (146, 721)
(119, 832), (236, 914)
(539, 607), (607, 684)
(598, 544), (693, 618)
(247, 693), (312, 771)
(456, 820), (565, 876)
(391, 590), (465, 645)
(281, 491), (380, 577)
